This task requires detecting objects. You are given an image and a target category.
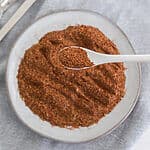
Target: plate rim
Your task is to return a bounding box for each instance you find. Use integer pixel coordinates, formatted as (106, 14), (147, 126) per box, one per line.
(5, 9), (141, 143)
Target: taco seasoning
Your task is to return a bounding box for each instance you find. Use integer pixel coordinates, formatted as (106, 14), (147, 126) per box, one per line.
(17, 25), (126, 128)
(59, 47), (94, 69)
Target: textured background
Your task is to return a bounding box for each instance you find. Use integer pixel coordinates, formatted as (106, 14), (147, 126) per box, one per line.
(0, 0), (150, 150)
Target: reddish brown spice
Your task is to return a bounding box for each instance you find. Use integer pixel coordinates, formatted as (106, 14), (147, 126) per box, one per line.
(59, 47), (93, 68)
(17, 25), (126, 128)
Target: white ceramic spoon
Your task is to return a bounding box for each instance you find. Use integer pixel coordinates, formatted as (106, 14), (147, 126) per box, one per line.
(59, 46), (150, 70)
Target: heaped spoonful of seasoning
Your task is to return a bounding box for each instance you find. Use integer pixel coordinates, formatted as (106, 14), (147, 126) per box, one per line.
(59, 46), (94, 70)
(59, 46), (150, 70)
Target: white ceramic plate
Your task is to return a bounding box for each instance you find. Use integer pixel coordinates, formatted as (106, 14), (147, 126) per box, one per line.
(6, 10), (141, 143)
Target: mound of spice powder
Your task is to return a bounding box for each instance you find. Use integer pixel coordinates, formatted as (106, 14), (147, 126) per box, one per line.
(17, 25), (126, 128)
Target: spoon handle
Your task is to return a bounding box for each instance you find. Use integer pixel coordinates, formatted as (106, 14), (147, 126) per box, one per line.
(105, 55), (150, 63)
(80, 47), (150, 64)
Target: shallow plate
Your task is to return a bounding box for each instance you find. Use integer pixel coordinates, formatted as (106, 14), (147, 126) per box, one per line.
(6, 10), (141, 143)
